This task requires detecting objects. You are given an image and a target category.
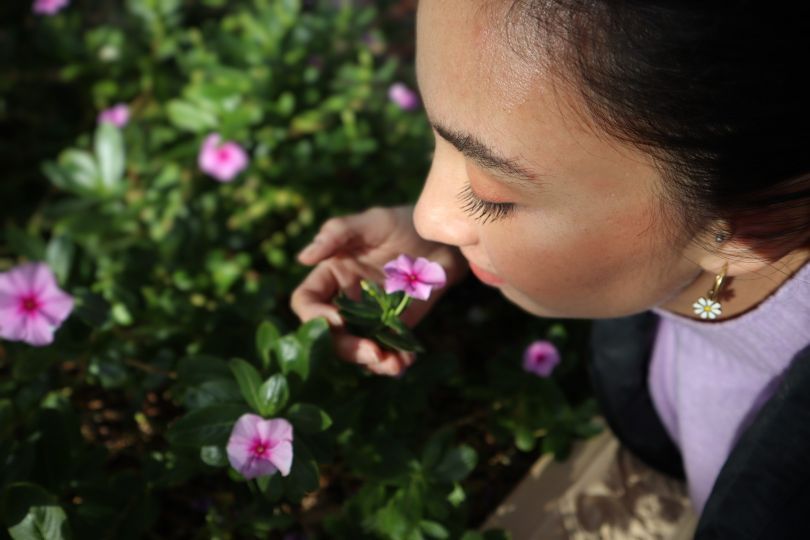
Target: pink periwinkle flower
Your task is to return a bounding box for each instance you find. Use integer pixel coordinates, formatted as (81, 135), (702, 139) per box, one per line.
(0, 262), (74, 347)
(198, 133), (249, 182)
(522, 340), (561, 378)
(383, 254), (446, 301)
(226, 414), (293, 480)
(32, 0), (69, 15)
(388, 82), (420, 111)
(97, 104), (130, 128)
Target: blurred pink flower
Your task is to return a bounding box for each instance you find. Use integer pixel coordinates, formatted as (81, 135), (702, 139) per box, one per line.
(198, 133), (249, 182)
(0, 262), (73, 347)
(522, 340), (561, 377)
(388, 82), (420, 111)
(98, 104), (130, 128)
(32, 0), (69, 15)
(226, 414), (293, 479)
(383, 254), (446, 301)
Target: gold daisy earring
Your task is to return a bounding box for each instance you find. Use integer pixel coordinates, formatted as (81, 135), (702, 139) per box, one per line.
(693, 262), (729, 320)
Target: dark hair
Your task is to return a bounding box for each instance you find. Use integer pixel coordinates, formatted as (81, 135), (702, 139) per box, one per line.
(504, 1), (810, 260)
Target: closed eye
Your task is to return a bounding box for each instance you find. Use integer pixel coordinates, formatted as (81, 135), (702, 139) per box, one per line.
(457, 183), (516, 224)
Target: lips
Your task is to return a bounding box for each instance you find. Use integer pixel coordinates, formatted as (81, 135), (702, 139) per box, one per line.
(468, 261), (505, 286)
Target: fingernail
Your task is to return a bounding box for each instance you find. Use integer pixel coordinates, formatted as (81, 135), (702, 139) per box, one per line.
(299, 244), (317, 258)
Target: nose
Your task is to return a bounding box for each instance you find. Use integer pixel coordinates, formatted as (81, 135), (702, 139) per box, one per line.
(413, 142), (478, 247)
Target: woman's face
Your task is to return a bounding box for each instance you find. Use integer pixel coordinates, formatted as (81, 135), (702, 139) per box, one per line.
(412, 0), (709, 318)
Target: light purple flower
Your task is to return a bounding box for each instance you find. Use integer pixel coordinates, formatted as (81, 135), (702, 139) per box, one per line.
(388, 82), (420, 111)
(522, 340), (561, 378)
(0, 262), (74, 347)
(226, 414), (293, 479)
(383, 254), (446, 301)
(32, 0), (69, 15)
(97, 104), (130, 128)
(198, 133), (249, 182)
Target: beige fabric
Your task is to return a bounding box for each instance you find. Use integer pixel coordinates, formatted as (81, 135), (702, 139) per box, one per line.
(482, 428), (698, 540)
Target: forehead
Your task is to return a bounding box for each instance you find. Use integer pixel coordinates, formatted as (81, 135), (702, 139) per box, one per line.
(416, 0), (542, 116)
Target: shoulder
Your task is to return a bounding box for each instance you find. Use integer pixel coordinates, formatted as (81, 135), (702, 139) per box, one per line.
(696, 343), (810, 539)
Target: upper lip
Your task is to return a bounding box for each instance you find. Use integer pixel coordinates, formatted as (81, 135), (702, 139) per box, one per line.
(461, 251), (500, 278)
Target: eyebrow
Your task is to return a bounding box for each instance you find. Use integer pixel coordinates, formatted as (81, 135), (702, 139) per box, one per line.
(430, 120), (542, 186)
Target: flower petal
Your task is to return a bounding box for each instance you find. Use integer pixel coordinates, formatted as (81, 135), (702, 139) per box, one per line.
(268, 439), (293, 476)
(256, 418), (293, 444)
(0, 306), (26, 342)
(23, 314), (55, 347)
(384, 254), (415, 275)
(38, 289), (74, 326)
(384, 274), (410, 294)
(230, 413), (263, 440)
(240, 456), (278, 480)
(412, 258), (447, 287)
(406, 281), (433, 301)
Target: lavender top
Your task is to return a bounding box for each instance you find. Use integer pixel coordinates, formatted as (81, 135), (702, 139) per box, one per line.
(648, 262), (810, 513)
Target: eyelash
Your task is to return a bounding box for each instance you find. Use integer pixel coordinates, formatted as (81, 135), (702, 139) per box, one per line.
(457, 183), (516, 224)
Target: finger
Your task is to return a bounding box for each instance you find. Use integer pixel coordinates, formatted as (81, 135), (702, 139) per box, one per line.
(333, 334), (415, 376)
(290, 263), (345, 326)
(297, 207), (393, 265)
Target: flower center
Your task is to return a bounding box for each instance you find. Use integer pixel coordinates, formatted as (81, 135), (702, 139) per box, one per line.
(407, 273), (418, 283)
(216, 148), (232, 163)
(250, 439), (271, 458)
(19, 294), (41, 314)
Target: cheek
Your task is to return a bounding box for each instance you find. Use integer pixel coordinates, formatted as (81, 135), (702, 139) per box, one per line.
(482, 206), (665, 311)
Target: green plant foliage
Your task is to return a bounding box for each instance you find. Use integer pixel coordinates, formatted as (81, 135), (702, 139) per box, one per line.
(0, 0), (599, 537)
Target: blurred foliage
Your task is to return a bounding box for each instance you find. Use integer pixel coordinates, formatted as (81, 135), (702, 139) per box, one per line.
(0, 0), (598, 538)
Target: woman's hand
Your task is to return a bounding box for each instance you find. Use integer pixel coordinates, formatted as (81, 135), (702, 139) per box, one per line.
(290, 205), (468, 376)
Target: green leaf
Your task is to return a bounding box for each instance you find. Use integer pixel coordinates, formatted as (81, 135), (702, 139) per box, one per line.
(514, 426), (536, 452)
(434, 445), (477, 483)
(45, 236), (74, 285)
(94, 122), (125, 192)
(256, 473), (284, 503)
(335, 295), (381, 319)
(273, 335), (304, 378)
(420, 520), (449, 539)
(256, 321), (280, 370)
(200, 445), (228, 467)
(229, 358), (263, 412)
(57, 149), (99, 193)
(2, 483), (72, 540)
(446, 483), (466, 508)
(375, 329), (423, 353)
(167, 404), (247, 447)
(257, 374), (289, 417)
(286, 403), (332, 433)
(166, 100), (218, 133)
